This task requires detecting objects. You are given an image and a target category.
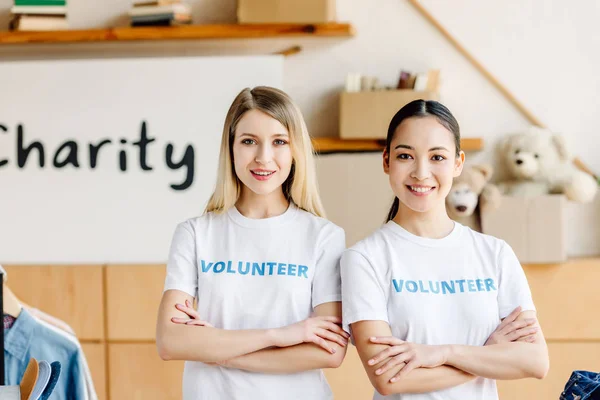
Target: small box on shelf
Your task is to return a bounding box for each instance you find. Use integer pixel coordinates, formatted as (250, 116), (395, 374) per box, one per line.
(339, 90), (439, 139)
(237, 0), (336, 24)
(481, 195), (567, 264)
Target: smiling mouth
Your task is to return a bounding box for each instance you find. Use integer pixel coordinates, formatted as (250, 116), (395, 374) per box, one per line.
(251, 170), (275, 176)
(251, 170), (276, 180)
(407, 185), (435, 194)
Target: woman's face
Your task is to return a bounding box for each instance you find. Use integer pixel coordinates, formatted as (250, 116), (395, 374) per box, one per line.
(383, 116), (464, 214)
(232, 109), (293, 198)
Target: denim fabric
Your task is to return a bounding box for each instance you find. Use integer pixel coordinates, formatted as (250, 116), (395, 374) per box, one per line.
(3, 309), (86, 400)
(560, 370), (600, 400)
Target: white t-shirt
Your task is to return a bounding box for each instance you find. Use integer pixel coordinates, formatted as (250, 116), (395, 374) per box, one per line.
(164, 203), (345, 400)
(341, 221), (535, 400)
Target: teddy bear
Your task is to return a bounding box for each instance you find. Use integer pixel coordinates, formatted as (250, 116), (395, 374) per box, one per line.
(496, 126), (598, 203)
(446, 164), (501, 232)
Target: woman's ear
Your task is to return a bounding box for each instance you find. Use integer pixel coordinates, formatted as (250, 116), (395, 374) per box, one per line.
(382, 148), (390, 174)
(453, 151), (465, 177)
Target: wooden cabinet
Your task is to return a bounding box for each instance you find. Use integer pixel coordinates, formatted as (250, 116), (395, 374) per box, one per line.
(105, 265), (166, 341)
(82, 343), (107, 400)
(3, 265), (104, 340)
(2, 259), (598, 399)
(108, 344), (184, 400)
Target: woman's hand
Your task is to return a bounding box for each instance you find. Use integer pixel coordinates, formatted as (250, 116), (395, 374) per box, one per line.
(271, 316), (350, 354)
(367, 337), (448, 382)
(485, 306), (538, 345)
(171, 300), (214, 327)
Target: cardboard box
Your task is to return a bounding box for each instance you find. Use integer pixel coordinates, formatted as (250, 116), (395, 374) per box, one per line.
(339, 90), (439, 139)
(237, 0), (336, 24)
(481, 195), (567, 264)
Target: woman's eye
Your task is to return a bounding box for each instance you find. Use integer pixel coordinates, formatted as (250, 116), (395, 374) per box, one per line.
(432, 155), (445, 161)
(241, 139), (256, 145)
(274, 139), (288, 146)
(397, 153), (412, 160)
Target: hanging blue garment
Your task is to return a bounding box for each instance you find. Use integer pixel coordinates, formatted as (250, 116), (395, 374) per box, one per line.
(3, 309), (86, 400)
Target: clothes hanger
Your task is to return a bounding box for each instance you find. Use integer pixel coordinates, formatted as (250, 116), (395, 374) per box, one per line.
(2, 283), (22, 319)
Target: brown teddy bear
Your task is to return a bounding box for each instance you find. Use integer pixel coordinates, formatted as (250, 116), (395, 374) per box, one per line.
(446, 164), (501, 232)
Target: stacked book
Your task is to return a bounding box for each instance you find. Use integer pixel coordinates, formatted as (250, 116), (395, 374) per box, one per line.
(129, 0), (192, 27)
(9, 0), (68, 31)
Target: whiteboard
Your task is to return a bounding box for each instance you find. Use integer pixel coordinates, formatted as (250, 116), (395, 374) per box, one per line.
(0, 56), (283, 263)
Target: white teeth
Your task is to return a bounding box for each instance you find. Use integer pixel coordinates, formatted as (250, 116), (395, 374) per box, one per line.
(410, 186), (432, 193)
(253, 171), (274, 176)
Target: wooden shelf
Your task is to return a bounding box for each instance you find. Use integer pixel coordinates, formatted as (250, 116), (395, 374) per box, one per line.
(312, 137), (483, 154)
(0, 23), (355, 45)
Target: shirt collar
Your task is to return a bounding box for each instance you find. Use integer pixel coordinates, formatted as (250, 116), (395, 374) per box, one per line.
(4, 308), (36, 362)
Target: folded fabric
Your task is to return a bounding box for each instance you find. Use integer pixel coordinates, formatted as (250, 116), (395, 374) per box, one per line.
(29, 360), (51, 400)
(19, 358), (38, 400)
(40, 362), (61, 400)
(560, 370), (600, 400)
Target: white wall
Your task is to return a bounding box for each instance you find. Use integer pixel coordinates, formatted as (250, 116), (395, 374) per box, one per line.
(0, 56), (283, 263)
(1, 0), (598, 256)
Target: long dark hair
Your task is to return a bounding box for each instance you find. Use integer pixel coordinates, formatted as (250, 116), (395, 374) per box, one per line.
(385, 100), (461, 222)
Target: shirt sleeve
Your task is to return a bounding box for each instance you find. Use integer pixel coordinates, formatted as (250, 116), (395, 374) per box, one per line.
(311, 225), (346, 309)
(68, 349), (87, 400)
(341, 249), (389, 335)
(497, 240), (536, 319)
(163, 221), (198, 297)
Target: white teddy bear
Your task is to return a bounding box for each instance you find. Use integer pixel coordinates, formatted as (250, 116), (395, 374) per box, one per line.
(497, 126), (598, 203)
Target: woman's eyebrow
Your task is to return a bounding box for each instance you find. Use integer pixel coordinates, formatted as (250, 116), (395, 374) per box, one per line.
(393, 144), (450, 152)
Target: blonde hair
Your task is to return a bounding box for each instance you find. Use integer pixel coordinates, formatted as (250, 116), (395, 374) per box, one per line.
(205, 86), (326, 218)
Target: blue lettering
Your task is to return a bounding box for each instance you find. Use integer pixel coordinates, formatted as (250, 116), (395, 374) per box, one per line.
(252, 262), (265, 276)
(288, 264), (297, 276)
(226, 261), (235, 274)
(485, 278), (497, 291)
(198, 260), (311, 278)
(277, 263), (286, 275)
(441, 281), (455, 294)
(476, 279), (484, 291)
(298, 265), (309, 279)
(392, 279), (404, 292)
(467, 280), (476, 292)
(239, 261), (250, 275)
(391, 278), (496, 295)
(201, 260), (213, 273)
(213, 262), (225, 273)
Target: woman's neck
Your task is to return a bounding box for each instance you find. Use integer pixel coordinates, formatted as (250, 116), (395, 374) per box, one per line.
(235, 188), (289, 219)
(392, 202), (455, 239)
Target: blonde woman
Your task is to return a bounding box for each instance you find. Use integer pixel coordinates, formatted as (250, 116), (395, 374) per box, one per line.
(156, 86), (348, 400)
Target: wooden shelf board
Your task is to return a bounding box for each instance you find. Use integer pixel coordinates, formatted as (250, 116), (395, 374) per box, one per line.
(312, 137), (483, 154)
(0, 23), (355, 45)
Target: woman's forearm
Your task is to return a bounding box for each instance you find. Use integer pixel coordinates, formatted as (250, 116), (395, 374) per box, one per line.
(222, 341), (347, 373)
(156, 291), (276, 363)
(157, 322), (277, 363)
(445, 342), (549, 380)
(373, 365), (475, 396)
(222, 302), (348, 373)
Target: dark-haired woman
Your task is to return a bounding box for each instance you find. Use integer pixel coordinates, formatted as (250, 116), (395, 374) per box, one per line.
(341, 100), (549, 399)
